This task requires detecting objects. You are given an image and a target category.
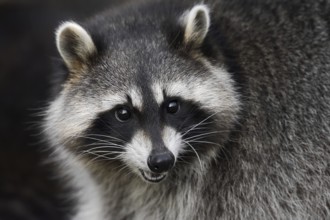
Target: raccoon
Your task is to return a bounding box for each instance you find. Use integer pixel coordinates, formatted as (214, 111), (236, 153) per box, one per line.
(44, 0), (330, 219)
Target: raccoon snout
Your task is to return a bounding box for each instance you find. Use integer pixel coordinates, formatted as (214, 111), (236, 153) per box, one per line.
(147, 151), (175, 173)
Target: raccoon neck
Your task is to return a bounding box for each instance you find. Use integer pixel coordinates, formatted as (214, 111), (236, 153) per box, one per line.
(93, 165), (207, 219)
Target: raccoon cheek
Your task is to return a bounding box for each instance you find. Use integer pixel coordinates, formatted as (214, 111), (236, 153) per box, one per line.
(180, 4), (210, 47)
(55, 21), (97, 72)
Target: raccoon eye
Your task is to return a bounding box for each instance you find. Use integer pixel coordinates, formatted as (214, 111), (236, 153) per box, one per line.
(115, 106), (131, 122)
(166, 100), (180, 114)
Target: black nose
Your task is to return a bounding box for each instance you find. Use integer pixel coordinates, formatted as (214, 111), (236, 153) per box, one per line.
(147, 151), (175, 173)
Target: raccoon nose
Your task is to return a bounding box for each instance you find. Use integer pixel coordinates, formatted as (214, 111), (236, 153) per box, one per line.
(147, 151), (175, 173)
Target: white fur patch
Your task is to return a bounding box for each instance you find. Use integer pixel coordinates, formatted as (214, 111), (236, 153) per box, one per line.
(199, 59), (242, 113)
(129, 88), (143, 111)
(53, 147), (105, 220)
(122, 131), (152, 171)
(45, 93), (93, 144)
(164, 68), (240, 115)
(119, 127), (182, 175)
(45, 90), (133, 146)
(162, 126), (182, 159)
(151, 83), (164, 105)
(102, 88), (143, 111)
(101, 93), (128, 111)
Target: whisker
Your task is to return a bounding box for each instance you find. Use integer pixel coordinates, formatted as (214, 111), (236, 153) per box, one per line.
(73, 135), (114, 145)
(117, 163), (132, 174)
(182, 140), (203, 169)
(181, 111), (220, 137)
(184, 131), (222, 141)
(122, 167), (134, 179)
(80, 149), (123, 160)
(83, 151), (115, 165)
(80, 144), (124, 151)
(100, 152), (122, 160)
(184, 129), (241, 142)
(186, 140), (222, 147)
(88, 151), (123, 160)
(176, 157), (194, 166)
(89, 150), (123, 154)
(181, 121), (214, 132)
(98, 119), (127, 140)
(86, 134), (126, 143)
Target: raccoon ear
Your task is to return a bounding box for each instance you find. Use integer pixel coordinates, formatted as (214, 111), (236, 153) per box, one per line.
(181, 4), (210, 47)
(56, 21), (97, 71)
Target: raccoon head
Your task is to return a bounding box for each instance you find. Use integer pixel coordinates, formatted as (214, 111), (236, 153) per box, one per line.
(45, 4), (241, 183)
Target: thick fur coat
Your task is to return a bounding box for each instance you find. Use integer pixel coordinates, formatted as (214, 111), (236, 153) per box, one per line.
(44, 0), (330, 219)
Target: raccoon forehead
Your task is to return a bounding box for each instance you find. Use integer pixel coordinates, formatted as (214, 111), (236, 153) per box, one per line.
(151, 65), (240, 113)
(98, 88), (143, 111)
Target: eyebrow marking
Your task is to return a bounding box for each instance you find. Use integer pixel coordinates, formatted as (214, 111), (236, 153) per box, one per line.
(151, 82), (164, 105)
(101, 94), (127, 111)
(129, 88), (143, 111)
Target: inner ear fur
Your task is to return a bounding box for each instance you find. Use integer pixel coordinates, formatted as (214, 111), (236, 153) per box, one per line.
(56, 21), (97, 72)
(181, 4), (210, 48)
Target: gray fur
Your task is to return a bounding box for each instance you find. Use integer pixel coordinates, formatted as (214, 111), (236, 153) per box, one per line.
(45, 0), (330, 219)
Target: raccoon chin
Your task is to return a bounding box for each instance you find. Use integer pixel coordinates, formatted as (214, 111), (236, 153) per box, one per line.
(139, 169), (167, 183)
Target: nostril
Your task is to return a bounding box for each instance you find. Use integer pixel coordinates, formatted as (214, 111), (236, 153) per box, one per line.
(147, 152), (174, 173)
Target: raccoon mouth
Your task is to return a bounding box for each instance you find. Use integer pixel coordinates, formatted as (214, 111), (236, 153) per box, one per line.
(139, 170), (166, 183)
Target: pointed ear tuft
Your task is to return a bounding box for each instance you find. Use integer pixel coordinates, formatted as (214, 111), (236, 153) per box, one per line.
(56, 21), (97, 71)
(181, 4), (210, 47)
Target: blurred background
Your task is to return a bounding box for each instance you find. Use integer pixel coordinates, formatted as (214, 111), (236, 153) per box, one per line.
(0, 0), (131, 219)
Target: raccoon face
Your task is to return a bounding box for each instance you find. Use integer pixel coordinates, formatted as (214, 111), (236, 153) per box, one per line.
(46, 5), (240, 183)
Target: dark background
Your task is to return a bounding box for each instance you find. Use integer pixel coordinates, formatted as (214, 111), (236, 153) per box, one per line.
(0, 0), (131, 219)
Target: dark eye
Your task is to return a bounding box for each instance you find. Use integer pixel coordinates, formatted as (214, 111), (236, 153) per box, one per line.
(167, 100), (180, 114)
(115, 106), (131, 122)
